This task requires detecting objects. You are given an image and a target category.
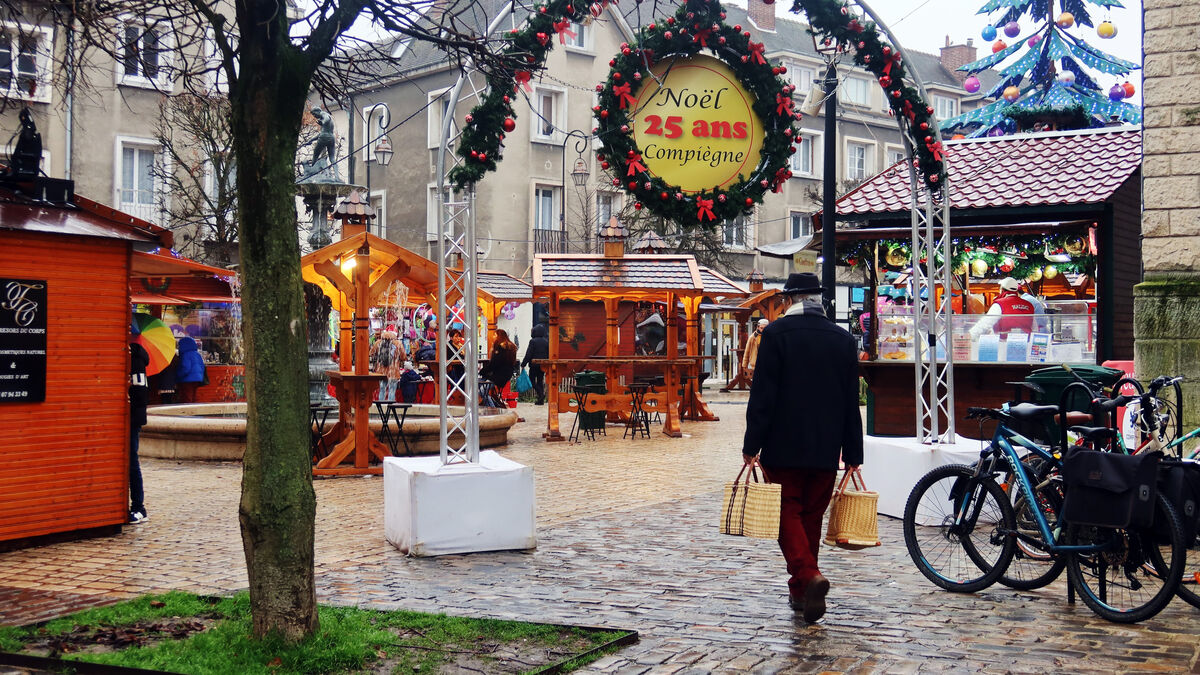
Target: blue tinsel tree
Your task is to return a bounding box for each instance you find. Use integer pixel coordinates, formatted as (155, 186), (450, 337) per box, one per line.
(941, 0), (1141, 137)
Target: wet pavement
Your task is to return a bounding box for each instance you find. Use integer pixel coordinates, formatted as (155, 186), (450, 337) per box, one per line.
(1, 393), (1198, 673)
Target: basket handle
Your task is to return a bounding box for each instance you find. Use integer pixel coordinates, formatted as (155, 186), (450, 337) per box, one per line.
(736, 456), (767, 484)
(834, 466), (867, 496)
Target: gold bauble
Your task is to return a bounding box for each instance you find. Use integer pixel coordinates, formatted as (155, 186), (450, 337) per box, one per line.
(1063, 236), (1087, 256)
(1097, 21), (1116, 38)
(1026, 267), (1043, 283)
(971, 259), (989, 278)
(954, 260), (969, 276)
(1043, 265), (1059, 280)
(885, 246), (909, 268)
(1057, 11), (1075, 28)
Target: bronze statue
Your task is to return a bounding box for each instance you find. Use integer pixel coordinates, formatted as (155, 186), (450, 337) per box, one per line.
(310, 107), (335, 168)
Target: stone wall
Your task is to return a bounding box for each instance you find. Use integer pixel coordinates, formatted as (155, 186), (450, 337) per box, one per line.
(1135, 0), (1200, 428)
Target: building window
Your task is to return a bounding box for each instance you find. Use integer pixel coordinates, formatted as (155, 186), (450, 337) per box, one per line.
(935, 95), (958, 120)
(564, 22), (589, 50)
(595, 192), (618, 231)
(119, 142), (161, 222)
(790, 212), (812, 240)
(369, 190), (386, 238)
(788, 65), (815, 94)
(723, 214), (749, 249)
(841, 77), (870, 106)
(886, 147), (906, 167)
(427, 89), (455, 149)
(0, 25), (49, 101)
(119, 21), (171, 89)
(846, 141), (871, 181)
(534, 186), (559, 230)
(789, 134), (815, 176)
(531, 87), (563, 142)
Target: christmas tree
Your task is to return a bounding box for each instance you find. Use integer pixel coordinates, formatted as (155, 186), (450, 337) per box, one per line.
(941, 0), (1141, 137)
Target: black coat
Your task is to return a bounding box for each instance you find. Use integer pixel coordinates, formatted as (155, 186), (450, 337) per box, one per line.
(741, 305), (863, 471)
(521, 328), (549, 370)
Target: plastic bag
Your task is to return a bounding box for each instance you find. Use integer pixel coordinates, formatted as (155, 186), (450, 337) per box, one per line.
(515, 368), (532, 394)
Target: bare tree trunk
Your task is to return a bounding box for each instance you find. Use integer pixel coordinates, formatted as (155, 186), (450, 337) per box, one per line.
(231, 5), (319, 641)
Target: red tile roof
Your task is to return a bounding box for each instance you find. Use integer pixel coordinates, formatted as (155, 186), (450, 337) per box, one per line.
(837, 127), (1141, 217)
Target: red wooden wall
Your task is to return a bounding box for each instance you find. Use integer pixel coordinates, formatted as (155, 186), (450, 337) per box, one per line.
(0, 230), (130, 543)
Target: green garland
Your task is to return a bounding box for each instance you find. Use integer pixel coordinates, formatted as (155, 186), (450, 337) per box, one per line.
(594, 0), (798, 224)
(837, 233), (1096, 281)
(790, 0), (946, 192)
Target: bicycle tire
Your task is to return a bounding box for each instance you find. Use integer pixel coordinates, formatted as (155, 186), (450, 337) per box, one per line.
(1175, 534), (1200, 610)
(1001, 485), (1066, 591)
(1065, 493), (1186, 623)
(904, 464), (1016, 593)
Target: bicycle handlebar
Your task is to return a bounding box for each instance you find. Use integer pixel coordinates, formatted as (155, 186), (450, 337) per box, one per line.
(965, 407), (1005, 421)
(1148, 375), (1184, 394)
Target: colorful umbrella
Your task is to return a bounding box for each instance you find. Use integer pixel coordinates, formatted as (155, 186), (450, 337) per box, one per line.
(132, 312), (177, 376)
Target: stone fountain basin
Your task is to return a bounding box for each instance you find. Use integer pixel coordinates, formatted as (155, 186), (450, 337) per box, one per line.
(141, 403), (519, 461)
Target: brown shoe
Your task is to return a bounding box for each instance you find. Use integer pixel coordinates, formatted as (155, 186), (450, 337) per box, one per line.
(788, 594), (803, 611)
(802, 574), (830, 623)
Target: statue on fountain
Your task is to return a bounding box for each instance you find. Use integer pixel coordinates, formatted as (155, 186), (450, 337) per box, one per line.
(298, 107), (341, 183)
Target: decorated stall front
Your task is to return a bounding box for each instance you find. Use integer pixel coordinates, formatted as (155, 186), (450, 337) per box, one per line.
(819, 126), (1142, 438)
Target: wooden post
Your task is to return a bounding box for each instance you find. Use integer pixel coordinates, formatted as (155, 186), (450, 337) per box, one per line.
(545, 292), (564, 440)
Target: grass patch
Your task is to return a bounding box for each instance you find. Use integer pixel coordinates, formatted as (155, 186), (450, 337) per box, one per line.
(0, 591), (634, 674)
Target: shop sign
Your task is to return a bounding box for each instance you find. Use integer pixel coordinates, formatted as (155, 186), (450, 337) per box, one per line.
(632, 55), (764, 193)
(793, 250), (818, 273)
(0, 278), (47, 402)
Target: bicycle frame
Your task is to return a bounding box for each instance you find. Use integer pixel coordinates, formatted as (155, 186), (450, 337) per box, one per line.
(968, 419), (1108, 555)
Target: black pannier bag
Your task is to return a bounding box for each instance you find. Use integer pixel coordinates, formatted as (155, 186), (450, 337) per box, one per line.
(1062, 450), (1160, 530)
(1157, 459), (1200, 544)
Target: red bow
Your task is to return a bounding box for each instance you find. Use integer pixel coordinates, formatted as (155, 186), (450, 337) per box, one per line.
(626, 152), (646, 176)
(553, 20), (577, 44)
(515, 70), (532, 92)
(925, 139), (945, 162)
(695, 27), (713, 47)
(773, 167), (791, 192)
(696, 198), (715, 222)
(775, 92), (793, 116)
(748, 42), (766, 65)
(902, 99), (914, 121)
(881, 55), (895, 79)
(613, 82), (636, 109)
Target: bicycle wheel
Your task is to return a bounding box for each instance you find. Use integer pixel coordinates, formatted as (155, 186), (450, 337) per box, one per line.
(904, 464), (1016, 593)
(1176, 533), (1200, 610)
(1065, 493), (1185, 623)
(1000, 459), (1066, 591)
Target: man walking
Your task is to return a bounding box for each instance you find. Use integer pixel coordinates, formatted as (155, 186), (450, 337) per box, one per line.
(741, 272), (863, 623)
(741, 318), (768, 382)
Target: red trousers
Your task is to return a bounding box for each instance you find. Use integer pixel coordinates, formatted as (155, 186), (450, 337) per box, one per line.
(768, 467), (837, 596)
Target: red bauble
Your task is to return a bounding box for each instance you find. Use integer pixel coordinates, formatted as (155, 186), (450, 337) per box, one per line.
(502, 118), (516, 132)
(763, 0), (775, 5)
(661, 191), (669, 199)
(666, 17), (674, 24)
(879, 76), (891, 88)
(627, 150), (636, 158)
(920, 122), (929, 130)
(470, 150), (479, 158)
(478, 153), (487, 161)
(464, 114), (473, 124)
(612, 72), (621, 80)
(628, 181), (637, 189)
(745, 198), (753, 206)
(601, 161), (610, 169)
(600, 110), (609, 118)
(664, 31), (672, 39)
(734, 24), (741, 31)
(634, 202), (643, 210)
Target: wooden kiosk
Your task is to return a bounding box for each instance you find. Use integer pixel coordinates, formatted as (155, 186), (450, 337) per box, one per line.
(819, 127), (1142, 439)
(533, 219), (748, 440)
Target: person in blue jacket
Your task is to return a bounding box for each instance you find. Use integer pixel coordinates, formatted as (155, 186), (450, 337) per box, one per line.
(175, 336), (207, 403)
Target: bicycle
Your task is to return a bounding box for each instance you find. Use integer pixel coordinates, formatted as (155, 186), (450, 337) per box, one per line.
(904, 401), (1187, 623)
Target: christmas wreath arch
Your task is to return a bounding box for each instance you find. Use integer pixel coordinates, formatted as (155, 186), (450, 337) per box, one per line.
(449, 0), (947, 220)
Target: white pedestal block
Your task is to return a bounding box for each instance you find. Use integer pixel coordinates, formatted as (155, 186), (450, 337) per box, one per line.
(384, 450), (537, 556)
(859, 435), (982, 519)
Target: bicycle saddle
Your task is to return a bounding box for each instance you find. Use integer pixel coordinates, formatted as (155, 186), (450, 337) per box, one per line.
(1068, 425), (1117, 443)
(1006, 403), (1061, 421)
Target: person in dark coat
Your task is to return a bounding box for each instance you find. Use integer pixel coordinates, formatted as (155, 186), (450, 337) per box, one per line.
(741, 272), (863, 623)
(175, 336), (207, 403)
(520, 323), (550, 405)
(129, 342), (151, 523)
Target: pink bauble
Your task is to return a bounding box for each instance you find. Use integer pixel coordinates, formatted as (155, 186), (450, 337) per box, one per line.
(963, 75), (981, 94)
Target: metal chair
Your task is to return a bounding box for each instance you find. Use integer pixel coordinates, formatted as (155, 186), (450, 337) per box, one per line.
(568, 386), (607, 442)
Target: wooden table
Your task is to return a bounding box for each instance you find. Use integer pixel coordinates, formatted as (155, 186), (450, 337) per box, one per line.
(315, 371), (389, 476)
(535, 357), (701, 440)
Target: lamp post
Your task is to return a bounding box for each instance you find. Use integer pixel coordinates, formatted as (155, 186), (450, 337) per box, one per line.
(365, 104), (393, 235)
(560, 129), (591, 253)
(812, 34), (845, 316)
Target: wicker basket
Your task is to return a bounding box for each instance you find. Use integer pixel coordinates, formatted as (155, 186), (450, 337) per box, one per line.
(824, 467), (881, 550)
(721, 462), (781, 539)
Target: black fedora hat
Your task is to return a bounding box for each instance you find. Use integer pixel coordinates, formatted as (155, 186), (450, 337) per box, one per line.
(780, 272), (824, 295)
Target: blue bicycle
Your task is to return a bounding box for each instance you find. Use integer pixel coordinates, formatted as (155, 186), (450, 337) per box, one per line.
(903, 402), (1187, 623)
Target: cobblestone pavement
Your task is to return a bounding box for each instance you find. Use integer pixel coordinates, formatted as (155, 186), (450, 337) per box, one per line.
(2, 395), (1199, 673)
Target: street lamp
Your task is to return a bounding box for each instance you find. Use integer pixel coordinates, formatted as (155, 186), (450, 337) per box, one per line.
(811, 32), (845, 316)
(560, 129), (591, 253)
(365, 103), (392, 235)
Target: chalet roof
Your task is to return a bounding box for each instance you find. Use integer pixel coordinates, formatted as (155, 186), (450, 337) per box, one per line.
(834, 126), (1142, 218)
(533, 254), (702, 292)
(632, 231), (668, 253)
(475, 270), (531, 300)
(698, 266), (749, 298)
(0, 190), (171, 248)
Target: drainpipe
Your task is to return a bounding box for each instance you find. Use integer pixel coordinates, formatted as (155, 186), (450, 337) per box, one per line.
(64, 21), (75, 180)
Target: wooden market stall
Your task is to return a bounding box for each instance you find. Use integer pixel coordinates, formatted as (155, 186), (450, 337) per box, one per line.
(533, 219), (748, 440)
(815, 126), (1142, 439)
(0, 176), (173, 547)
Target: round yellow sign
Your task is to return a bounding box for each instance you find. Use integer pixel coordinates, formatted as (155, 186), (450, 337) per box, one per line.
(632, 54), (764, 193)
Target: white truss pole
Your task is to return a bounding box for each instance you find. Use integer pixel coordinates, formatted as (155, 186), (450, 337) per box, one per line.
(855, 1), (955, 442)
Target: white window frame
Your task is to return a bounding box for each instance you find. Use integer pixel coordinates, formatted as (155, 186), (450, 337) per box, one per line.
(362, 103), (388, 162)
(789, 132), (817, 177)
(934, 94), (958, 120)
(722, 212), (753, 250)
(885, 144), (907, 169)
(844, 138), (874, 182)
(369, 189), (386, 238)
(204, 28), (231, 94)
(841, 76), (871, 107)
(116, 18), (173, 91)
(788, 64), (815, 95)
(563, 21), (591, 53)
(533, 184), (560, 231)
(790, 212), (813, 240)
(0, 22), (52, 103)
(427, 88), (455, 149)
(114, 135), (166, 224)
(595, 191), (621, 231)
(530, 85), (565, 145)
